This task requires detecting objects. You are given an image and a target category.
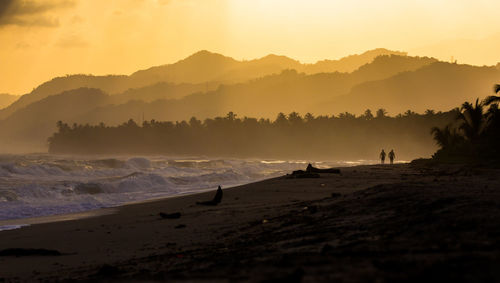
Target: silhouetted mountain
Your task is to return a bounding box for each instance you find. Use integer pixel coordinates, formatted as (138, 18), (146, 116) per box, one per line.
(0, 49), (402, 121)
(326, 62), (500, 114)
(57, 55), (435, 126)
(2, 51), (497, 152)
(303, 48), (407, 73)
(0, 75), (126, 120)
(130, 49), (406, 85)
(0, 94), (19, 109)
(81, 57), (495, 124)
(130, 50), (240, 85)
(0, 88), (110, 152)
(109, 81), (219, 104)
(122, 54), (434, 120)
(0, 54), (442, 151)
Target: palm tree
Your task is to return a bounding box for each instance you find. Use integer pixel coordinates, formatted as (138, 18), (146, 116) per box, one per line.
(362, 109), (374, 120)
(376, 108), (387, 118)
(287, 112), (303, 125)
(304, 112), (315, 123)
(483, 84), (500, 105)
(403, 110), (416, 117)
(424, 109), (436, 116)
(457, 99), (485, 142)
(431, 125), (462, 148)
(225, 112), (237, 121)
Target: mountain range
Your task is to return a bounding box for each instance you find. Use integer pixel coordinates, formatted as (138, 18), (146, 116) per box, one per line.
(0, 94), (19, 110)
(0, 48), (498, 152)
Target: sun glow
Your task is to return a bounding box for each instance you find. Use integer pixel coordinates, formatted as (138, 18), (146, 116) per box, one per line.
(1, 0), (500, 94)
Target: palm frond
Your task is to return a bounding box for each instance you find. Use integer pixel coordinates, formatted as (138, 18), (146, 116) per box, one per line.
(484, 95), (500, 106)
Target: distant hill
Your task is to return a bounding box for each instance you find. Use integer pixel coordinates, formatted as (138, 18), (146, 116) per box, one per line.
(0, 54), (437, 152)
(0, 94), (19, 109)
(36, 54), (437, 127)
(0, 48), (404, 120)
(2, 50), (499, 153)
(0, 75), (126, 120)
(302, 48), (407, 73)
(80, 58), (496, 124)
(325, 62), (500, 114)
(0, 88), (110, 152)
(126, 54), (435, 120)
(109, 81), (220, 104)
(130, 48), (406, 84)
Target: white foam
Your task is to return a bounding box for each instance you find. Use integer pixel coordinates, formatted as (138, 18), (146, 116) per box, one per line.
(0, 155), (371, 222)
(0, 224), (29, 231)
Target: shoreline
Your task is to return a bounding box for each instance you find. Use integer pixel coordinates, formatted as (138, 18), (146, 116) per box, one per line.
(0, 175), (283, 229)
(0, 161), (381, 228)
(1, 163), (500, 281)
(0, 155), (382, 227)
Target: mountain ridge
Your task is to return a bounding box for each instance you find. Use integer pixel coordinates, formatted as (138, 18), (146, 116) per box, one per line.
(0, 48), (407, 120)
(1, 50), (496, 152)
(0, 94), (19, 110)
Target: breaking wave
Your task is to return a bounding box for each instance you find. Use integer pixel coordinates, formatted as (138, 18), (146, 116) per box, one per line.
(0, 155), (375, 221)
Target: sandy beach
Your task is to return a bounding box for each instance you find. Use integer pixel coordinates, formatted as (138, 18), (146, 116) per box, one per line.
(1, 163), (500, 282)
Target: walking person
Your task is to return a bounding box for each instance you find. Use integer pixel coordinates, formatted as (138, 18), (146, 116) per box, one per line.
(380, 149), (386, 164)
(388, 149), (395, 165)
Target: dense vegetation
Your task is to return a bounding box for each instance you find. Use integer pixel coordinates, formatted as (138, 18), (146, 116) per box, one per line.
(1, 50), (498, 153)
(48, 109), (455, 160)
(431, 85), (500, 163)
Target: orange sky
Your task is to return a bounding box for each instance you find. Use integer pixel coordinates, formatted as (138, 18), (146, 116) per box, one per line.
(1, 0), (500, 94)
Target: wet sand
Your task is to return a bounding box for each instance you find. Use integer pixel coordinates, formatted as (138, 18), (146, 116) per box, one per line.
(1, 163), (500, 282)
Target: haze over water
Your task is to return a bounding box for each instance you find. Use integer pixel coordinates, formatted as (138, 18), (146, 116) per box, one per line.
(0, 154), (384, 223)
(0, 0), (497, 230)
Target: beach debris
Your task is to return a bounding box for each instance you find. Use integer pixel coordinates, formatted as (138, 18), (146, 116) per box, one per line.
(288, 164), (341, 178)
(262, 219), (269, 224)
(306, 164), (341, 174)
(196, 185), (223, 206)
(0, 248), (62, 257)
(295, 172), (320, 178)
(159, 212), (182, 219)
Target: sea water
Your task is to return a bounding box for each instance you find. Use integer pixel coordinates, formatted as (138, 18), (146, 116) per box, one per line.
(0, 154), (376, 222)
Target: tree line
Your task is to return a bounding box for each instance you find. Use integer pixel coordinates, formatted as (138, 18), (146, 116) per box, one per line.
(48, 108), (455, 160)
(431, 85), (500, 163)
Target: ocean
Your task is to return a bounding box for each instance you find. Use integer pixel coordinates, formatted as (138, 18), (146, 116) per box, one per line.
(0, 154), (377, 226)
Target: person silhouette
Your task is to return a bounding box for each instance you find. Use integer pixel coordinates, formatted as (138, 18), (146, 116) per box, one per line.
(388, 149), (395, 164)
(380, 149), (386, 164)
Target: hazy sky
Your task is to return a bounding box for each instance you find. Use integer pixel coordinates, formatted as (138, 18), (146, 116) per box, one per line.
(2, 0), (500, 94)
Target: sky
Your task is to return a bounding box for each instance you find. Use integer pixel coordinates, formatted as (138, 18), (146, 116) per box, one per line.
(1, 0), (500, 95)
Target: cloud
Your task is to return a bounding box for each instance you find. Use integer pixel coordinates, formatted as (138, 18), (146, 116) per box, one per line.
(0, 0), (75, 27)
